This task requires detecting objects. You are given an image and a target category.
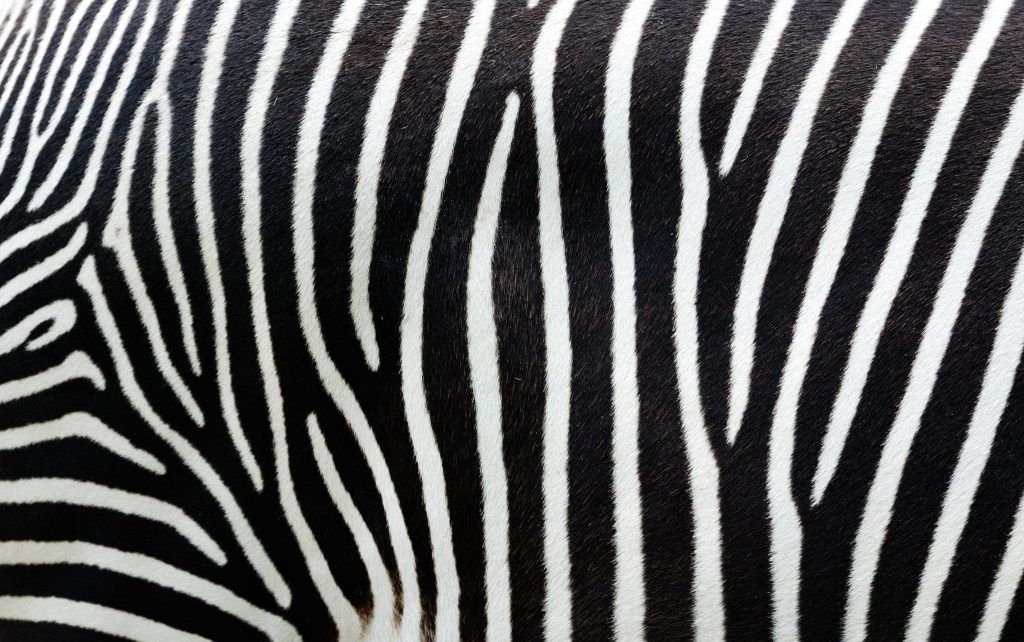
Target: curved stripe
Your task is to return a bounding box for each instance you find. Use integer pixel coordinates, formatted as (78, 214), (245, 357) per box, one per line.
(0, 479), (225, 564)
(604, 0), (652, 637)
(728, 0), (870, 442)
(0, 542), (300, 641)
(907, 222), (1024, 640)
(308, 415), (395, 641)
(0, 596), (209, 642)
(0, 300), (76, 356)
(675, 0), (730, 639)
(467, 92), (520, 642)
(531, 0), (576, 638)
(767, 0), (938, 636)
(350, 0), (429, 371)
(843, 78), (1024, 642)
(78, 257), (290, 608)
(718, 0), (796, 175)
(0, 412), (165, 474)
(815, 0), (1015, 505)
(0, 351), (105, 405)
(193, 0), (264, 490)
(398, 0), (496, 636)
(0, 224), (86, 311)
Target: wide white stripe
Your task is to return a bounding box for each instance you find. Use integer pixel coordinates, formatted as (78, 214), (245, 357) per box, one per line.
(290, 0), (420, 638)
(675, 0), (729, 639)
(0, 300), (76, 356)
(78, 257), (290, 608)
(399, 2), (496, 638)
(0, 479), (225, 563)
(978, 488), (1024, 640)
(843, 77), (1024, 642)
(350, 0), (429, 371)
(0, 596), (209, 642)
(718, 0), (796, 175)
(468, 93), (519, 642)
(907, 216), (1024, 640)
(604, 2), (651, 639)
(193, 0), (263, 491)
(0, 224), (86, 311)
(0, 542), (300, 641)
(815, 0), (1014, 504)
(532, 0), (575, 638)
(767, 1), (938, 636)
(308, 416), (395, 641)
(728, 0), (870, 442)
(0, 412), (165, 474)
(0, 351), (104, 406)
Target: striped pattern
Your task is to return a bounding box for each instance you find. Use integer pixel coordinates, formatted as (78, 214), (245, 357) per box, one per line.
(1, 0), (1023, 639)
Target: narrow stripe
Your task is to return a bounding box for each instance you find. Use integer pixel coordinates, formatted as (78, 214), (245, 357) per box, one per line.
(0, 596), (208, 642)
(0, 299), (76, 356)
(0, 412), (165, 474)
(78, 257), (290, 608)
(193, 0), (264, 490)
(767, 1), (938, 636)
(0, 351), (104, 406)
(350, 0), (429, 371)
(0, 479), (225, 564)
(728, 0), (870, 442)
(907, 206), (1024, 641)
(603, 0), (650, 636)
(0, 223), (86, 311)
(531, 0), (576, 637)
(468, 92), (520, 642)
(978, 485), (1024, 640)
(0, 542), (300, 641)
(399, 0), (496, 637)
(843, 78), (1024, 642)
(815, 0), (1015, 505)
(675, 0), (729, 639)
(718, 0), (796, 175)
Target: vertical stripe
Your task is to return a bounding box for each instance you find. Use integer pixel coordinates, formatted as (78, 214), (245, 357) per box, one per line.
(815, 0), (1014, 504)
(468, 93), (519, 642)
(675, 0), (730, 639)
(531, 0), (576, 637)
(350, 0), (429, 371)
(843, 77), (1024, 642)
(604, 0), (652, 638)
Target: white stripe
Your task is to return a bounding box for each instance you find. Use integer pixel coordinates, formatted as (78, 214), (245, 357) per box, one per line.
(718, 0), (796, 175)
(399, 0), (496, 636)
(468, 92), (519, 642)
(0, 351), (104, 406)
(0, 300), (76, 356)
(729, 0), (870, 442)
(0, 412), (165, 474)
(604, 2), (650, 638)
(843, 77), (1024, 642)
(767, 0), (938, 636)
(532, 0), (575, 638)
(978, 487), (1024, 640)
(0, 542), (300, 641)
(0, 479), (225, 563)
(815, 0), (1014, 505)
(193, 0), (263, 491)
(675, 0), (729, 639)
(0, 224), (86, 311)
(907, 208), (1024, 641)
(308, 415), (395, 642)
(78, 257), (290, 608)
(0, 596), (209, 642)
(350, 0), (429, 371)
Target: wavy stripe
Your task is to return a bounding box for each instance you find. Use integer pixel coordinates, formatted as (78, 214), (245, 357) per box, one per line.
(0, 412), (165, 474)
(531, 0), (576, 637)
(843, 76), (1024, 642)
(0, 351), (105, 405)
(0, 224), (86, 311)
(0, 300), (76, 356)
(0, 542), (299, 641)
(0, 479), (224, 563)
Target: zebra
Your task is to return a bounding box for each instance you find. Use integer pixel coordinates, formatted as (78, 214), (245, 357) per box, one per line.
(0, 0), (1022, 638)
